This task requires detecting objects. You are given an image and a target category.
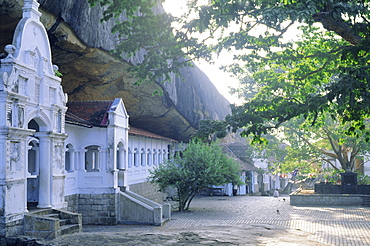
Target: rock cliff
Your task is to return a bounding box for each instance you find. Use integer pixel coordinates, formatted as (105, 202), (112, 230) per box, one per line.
(0, 0), (231, 141)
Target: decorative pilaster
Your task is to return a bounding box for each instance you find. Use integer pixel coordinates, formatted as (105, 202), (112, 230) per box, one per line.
(35, 133), (51, 208)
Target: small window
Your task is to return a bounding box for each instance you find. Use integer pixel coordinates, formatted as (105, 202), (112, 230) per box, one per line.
(116, 142), (125, 170)
(28, 139), (39, 174)
(147, 149), (152, 166)
(162, 149), (167, 164)
(65, 144), (74, 172)
(134, 148), (139, 167)
(153, 150), (157, 165)
(158, 150), (162, 164)
(85, 145), (100, 172)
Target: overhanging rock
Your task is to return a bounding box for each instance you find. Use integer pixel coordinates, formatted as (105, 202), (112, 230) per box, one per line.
(0, 0), (230, 141)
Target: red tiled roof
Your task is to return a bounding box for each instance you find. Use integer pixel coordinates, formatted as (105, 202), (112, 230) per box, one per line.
(129, 126), (177, 142)
(66, 101), (112, 127)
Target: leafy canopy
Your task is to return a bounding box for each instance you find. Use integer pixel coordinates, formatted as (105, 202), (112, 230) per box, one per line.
(149, 140), (242, 211)
(250, 114), (370, 175)
(88, 0), (370, 139)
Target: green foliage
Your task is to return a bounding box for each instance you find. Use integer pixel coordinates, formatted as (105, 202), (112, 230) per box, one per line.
(219, 1), (370, 140)
(323, 169), (344, 184)
(282, 115), (370, 172)
(358, 174), (370, 185)
(149, 140), (242, 211)
(255, 168), (266, 175)
(240, 114), (370, 175)
(54, 70), (62, 77)
(88, 0), (370, 139)
(193, 119), (228, 142)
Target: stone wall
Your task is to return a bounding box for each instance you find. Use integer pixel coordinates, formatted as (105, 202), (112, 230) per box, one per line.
(129, 182), (166, 204)
(65, 194), (118, 225)
(290, 190), (366, 206)
(64, 194), (79, 214)
(0, 215), (24, 239)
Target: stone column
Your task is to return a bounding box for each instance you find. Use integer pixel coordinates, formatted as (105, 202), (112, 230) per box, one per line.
(69, 150), (75, 172)
(35, 132), (51, 208)
(34, 146), (39, 175)
(27, 145), (33, 175)
(76, 149), (87, 171)
(99, 147), (108, 171)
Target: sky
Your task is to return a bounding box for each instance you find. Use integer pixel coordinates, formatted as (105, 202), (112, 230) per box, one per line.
(162, 0), (241, 104)
(162, 1), (303, 105)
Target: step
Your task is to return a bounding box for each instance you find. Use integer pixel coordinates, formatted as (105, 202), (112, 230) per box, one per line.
(29, 208), (54, 216)
(25, 209), (82, 239)
(59, 219), (69, 226)
(43, 213), (60, 218)
(60, 224), (81, 236)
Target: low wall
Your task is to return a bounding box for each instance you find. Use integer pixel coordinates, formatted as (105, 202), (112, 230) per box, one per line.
(129, 182), (166, 203)
(290, 189), (367, 206)
(315, 183), (370, 195)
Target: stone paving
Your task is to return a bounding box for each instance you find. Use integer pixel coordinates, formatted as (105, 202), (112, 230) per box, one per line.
(50, 194), (370, 245)
(166, 195), (370, 246)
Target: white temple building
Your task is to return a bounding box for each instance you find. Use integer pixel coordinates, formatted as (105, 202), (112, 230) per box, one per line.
(0, 0), (174, 239)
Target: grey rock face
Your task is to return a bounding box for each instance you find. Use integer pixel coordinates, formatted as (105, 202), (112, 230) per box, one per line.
(0, 0), (230, 141)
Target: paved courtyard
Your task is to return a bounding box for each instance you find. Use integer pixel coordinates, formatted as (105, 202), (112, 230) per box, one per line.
(47, 195), (370, 245)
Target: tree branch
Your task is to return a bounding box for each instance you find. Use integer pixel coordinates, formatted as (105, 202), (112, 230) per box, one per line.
(322, 157), (340, 170)
(312, 12), (362, 45)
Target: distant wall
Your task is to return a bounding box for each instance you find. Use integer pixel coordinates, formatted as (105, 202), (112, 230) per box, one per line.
(290, 190), (366, 206)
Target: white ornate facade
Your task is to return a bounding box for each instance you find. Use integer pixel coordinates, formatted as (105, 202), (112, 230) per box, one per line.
(0, 0), (175, 238)
(0, 0), (68, 236)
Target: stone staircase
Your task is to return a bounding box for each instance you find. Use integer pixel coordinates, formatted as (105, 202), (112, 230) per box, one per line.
(24, 209), (82, 239)
(363, 196), (370, 207)
(119, 190), (171, 226)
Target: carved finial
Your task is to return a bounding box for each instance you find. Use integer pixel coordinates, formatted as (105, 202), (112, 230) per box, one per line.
(4, 45), (16, 55)
(22, 0), (41, 20)
(3, 45), (16, 61)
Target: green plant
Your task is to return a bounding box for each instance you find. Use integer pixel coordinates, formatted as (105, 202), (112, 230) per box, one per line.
(323, 169), (344, 184)
(256, 168), (266, 175)
(149, 140), (243, 211)
(54, 70), (63, 77)
(358, 174), (370, 185)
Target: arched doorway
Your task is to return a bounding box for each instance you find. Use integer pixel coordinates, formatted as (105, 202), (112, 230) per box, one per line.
(27, 118), (52, 209)
(27, 137), (39, 208)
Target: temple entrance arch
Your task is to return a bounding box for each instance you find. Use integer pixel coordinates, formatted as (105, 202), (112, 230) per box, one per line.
(27, 118), (51, 209)
(26, 119), (44, 208)
(27, 137), (39, 207)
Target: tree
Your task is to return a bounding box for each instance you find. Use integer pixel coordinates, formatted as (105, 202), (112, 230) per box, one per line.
(267, 115), (370, 174)
(149, 140), (242, 211)
(88, 0), (370, 139)
(188, 1), (370, 139)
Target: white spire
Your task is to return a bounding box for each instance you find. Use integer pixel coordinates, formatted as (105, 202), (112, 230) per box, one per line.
(22, 0), (41, 20)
